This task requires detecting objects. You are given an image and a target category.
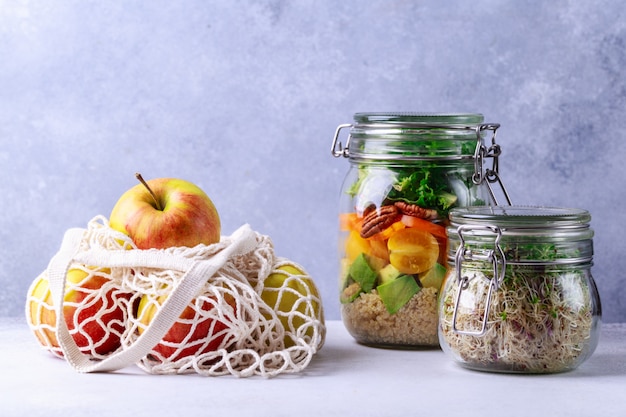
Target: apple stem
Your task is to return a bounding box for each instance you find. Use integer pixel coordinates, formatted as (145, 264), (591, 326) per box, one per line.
(135, 172), (163, 211)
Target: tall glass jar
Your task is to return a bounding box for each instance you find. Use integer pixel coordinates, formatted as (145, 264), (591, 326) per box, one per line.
(439, 206), (601, 373)
(331, 112), (509, 348)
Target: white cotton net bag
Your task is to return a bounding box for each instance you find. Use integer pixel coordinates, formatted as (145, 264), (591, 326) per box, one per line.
(25, 216), (325, 377)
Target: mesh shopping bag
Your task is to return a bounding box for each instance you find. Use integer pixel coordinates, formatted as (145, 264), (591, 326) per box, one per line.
(26, 216), (325, 377)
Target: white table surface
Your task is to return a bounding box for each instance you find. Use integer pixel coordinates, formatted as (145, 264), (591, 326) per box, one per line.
(1, 317), (624, 417)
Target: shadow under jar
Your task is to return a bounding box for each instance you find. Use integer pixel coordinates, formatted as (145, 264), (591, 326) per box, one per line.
(439, 206), (601, 373)
(331, 113), (510, 348)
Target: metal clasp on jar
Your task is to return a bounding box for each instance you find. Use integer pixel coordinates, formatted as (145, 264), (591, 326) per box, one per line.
(471, 124), (512, 205)
(452, 224), (506, 336)
(331, 123), (352, 158)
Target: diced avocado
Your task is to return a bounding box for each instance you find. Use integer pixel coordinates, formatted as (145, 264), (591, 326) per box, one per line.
(340, 282), (362, 304)
(377, 263), (403, 286)
(349, 253), (377, 293)
(419, 263), (447, 289)
(366, 254), (388, 273)
(377, 275), (421, 315)
(339, 258), (352, 291)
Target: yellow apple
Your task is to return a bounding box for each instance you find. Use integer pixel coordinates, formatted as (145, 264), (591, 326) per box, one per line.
(109, 173), (221, 249)
(261, 263), (324, 347)
(26, 268), (130, 356)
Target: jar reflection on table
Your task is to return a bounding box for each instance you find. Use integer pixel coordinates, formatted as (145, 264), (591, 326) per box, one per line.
(331, 113), (509, 348)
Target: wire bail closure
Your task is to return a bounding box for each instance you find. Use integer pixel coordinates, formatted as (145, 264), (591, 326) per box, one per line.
(471, 123), (512, 206)
(452, 224), (506, 337)
(331, 123), (352, 158)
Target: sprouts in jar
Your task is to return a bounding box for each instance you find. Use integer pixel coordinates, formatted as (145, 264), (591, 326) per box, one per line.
(438, 206), (601, 373)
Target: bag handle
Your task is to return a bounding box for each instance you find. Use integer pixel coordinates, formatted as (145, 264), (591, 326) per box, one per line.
(46, 224), (258, 373)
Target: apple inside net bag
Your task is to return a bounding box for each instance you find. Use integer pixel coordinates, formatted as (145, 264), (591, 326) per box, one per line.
(26, 216), (325, 377)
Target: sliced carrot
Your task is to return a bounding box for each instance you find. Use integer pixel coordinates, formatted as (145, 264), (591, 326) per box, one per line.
(400, 215), (447, 240)
(339, 212), (363, 232)
(369, 220), (406, 241)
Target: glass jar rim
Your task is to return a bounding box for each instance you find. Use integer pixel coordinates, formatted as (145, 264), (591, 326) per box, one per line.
(353, 112), (485, 126)
(449, 205), (591, 228)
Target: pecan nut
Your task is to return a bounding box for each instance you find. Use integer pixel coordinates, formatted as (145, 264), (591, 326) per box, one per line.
(394, 201), (439, 220)
(359, 205), (401, 238)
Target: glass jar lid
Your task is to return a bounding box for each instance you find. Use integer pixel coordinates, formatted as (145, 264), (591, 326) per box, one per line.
(447, 206), (594, 265)
(333, 112), (498, 162)
(352, 112), (485, 125)
(449, 205), (592, 229)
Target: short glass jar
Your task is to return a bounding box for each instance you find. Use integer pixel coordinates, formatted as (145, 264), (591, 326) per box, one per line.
(438, 206), (601, 373)
(331, 112), (509, 348)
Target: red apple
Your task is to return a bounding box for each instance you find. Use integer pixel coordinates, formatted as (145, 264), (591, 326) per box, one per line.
(26, 268), (130, 357)
(136, 293), (234, 362)
(109, 174), (221, 249)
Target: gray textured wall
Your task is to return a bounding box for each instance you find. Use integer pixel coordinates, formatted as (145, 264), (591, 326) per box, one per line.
(2, 1), (625, 322)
